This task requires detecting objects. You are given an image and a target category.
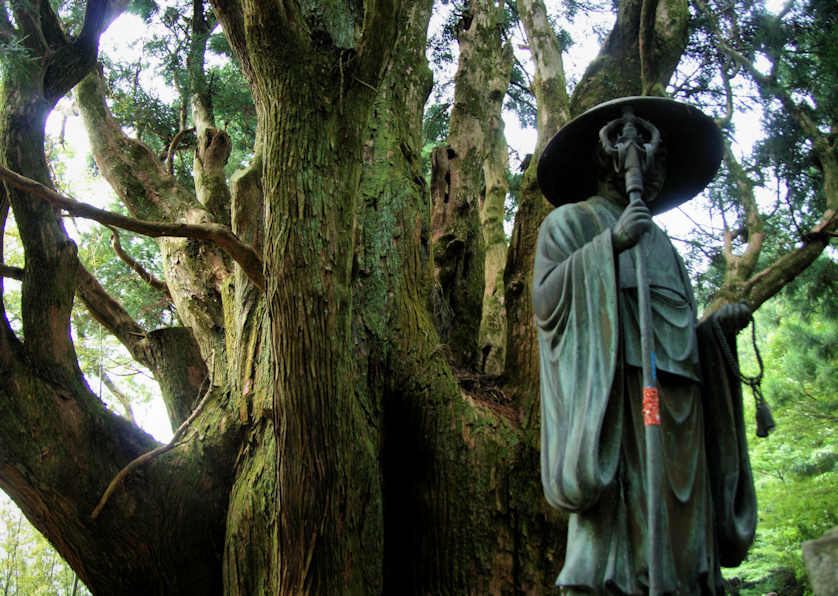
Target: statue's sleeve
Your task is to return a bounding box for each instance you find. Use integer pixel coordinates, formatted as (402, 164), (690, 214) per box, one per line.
(533, 204), (622, 512)
(696, 316), (757, 566)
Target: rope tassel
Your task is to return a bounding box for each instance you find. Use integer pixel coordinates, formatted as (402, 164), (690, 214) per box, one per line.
(712, 307), (776, 438)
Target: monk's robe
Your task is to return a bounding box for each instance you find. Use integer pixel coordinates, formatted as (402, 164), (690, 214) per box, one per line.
(533, 196), (756, 594)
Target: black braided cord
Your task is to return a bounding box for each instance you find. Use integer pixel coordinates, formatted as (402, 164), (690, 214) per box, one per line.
(712, 312), (775, 437)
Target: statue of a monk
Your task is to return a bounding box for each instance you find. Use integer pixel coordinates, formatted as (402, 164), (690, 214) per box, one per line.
(533, 97), (757, 594)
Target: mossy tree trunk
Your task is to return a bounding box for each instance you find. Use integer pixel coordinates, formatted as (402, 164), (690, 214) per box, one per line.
(429, 0), (511, 369)
(473, 21), (513, 377)
(0, 1), (238, 592)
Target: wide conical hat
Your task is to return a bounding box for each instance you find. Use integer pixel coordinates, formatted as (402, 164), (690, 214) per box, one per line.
(537, 96), (724, 215)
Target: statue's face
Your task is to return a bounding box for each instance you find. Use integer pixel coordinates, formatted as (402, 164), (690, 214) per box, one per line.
(596, 142), (668, 206)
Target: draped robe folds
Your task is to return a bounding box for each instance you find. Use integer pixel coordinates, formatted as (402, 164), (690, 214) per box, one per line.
(533, 197), (756, 594)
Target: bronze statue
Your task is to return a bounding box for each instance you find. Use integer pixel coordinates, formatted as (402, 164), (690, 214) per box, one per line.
(533, 97), (757, 594)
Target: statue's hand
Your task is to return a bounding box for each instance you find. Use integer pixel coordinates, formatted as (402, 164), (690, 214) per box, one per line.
(612, 200), (652, 252)
(715, 301), (752, 334)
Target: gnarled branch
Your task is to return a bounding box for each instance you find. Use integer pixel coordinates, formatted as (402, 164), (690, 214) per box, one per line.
(166, 127), (196, 175)
(107, 227), (172, 299)
(0, 164), (266, 290)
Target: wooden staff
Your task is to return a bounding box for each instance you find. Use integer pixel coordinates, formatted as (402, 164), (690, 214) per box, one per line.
(600, 107), (664, 595)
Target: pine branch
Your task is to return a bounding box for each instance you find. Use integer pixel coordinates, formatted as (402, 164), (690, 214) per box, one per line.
(693, 0), (824, 145)
(0, 164), (266, 290)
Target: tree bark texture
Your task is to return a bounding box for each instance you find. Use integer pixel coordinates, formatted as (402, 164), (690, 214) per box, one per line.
(478, 39), (513, 376)
(429, 0), (512, 369)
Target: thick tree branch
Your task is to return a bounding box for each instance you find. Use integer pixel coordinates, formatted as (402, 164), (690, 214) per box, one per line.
(570, 0), (688, 113)
(76, 262), (210, 428)
(0, 165), (266, 290)
(37, 0), (67, 49)
(740, 237), (829, 310)
(75, 263), (154, 367)
(108, 227), (172, 299)
(0, 263), (23, 280)
(208, 1), (255, 97)
(721, 145), (764, 277)
(516, 0), (570, 150)
(43, 0), (128, 102)
(356, 0), (402, 91)
(74, 72), (198, 221)
(75, 71), (231, 370)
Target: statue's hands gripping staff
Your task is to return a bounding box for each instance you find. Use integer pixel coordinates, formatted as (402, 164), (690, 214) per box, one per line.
(612, 200), (652, 253)
(601, 111), (659, 253)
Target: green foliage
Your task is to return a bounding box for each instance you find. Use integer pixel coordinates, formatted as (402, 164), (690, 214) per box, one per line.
(128, 0), (160, 22)
(99, 0), (255, 183)
(0, 36), (36, 83)
(0, 494), (89, 595)
(77, 223), (174, 333)
(505, 63), (536, 128)
(209, 61), (257, 172)
(724, 287), (838, 593)
(672, 0), (838, 307)
(422, 102), (450, 147)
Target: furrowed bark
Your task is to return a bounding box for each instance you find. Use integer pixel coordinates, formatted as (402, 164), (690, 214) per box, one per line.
(212, 0), (404, 589)
(0, 5), (244, 592)
(569, 0), (688, 113)
(359, 0), (566, 587)
(1, 78), (80, 373)
(0, 344), (240, 593)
